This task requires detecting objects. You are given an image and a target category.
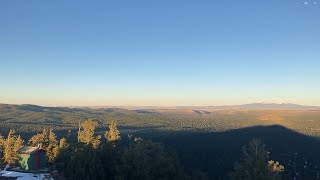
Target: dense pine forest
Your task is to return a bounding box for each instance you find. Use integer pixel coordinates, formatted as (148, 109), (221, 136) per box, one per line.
(1, 104), (320, 179)
(1, 104), (320, 137)
(0, 119), (286, 180)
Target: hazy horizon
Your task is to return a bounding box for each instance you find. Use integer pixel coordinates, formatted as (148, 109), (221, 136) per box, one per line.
(1, 0), (319, 106)
(1, 102), (319, 109)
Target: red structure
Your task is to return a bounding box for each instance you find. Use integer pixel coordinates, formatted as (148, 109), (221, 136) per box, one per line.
(18, 147), (47, 171)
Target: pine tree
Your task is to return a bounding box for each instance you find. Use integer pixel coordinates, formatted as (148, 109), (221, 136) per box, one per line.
(28, 133), (43, 147)
(120, 140), (184, 180)
(41, 128), (50, 148)
(13, 135), (24, 165)
(28, 128), (50, 148)
(268, 160), (284, 173)
(49, 128), (58, 146)
(4, 130), (24, 166)
(104, 121), (121, 142)
(5, 130), (16, 165)
(29, 128), (58, 163)
(54, 138), (69, 167)
(78, 119), (101, 148)
(92, 135), (101, 149)
(59, 137), (68, 150)
(47, 145), (55, 163)
(0, 135), (6, 168)
(47, 128), (58, 163)
(230, 138), (284, 180)
(78, 119), (98, 145)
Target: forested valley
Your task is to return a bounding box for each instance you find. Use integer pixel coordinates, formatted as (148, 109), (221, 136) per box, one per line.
(1, 104), (320, 179)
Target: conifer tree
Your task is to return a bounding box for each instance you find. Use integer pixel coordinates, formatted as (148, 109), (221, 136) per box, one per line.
(47, 146), (56, 163)
(54, 138), (69, 168)
(230, 138), (284, 180)
(5, 130), (16, 165)
(28, 128), (58, 163)
(13, 135), (24, 164)
(268, 160), (284, 174)
(0, 135), (6, 168)
(28, 133), (43, 147)
(29, 129), (49, 148)
(120, 140), (184, 179)
(104, 121), (121, 142)
(59, 137), (68, 150)
(49, 128), (58, 146)
(47, 128), (58, 163)
(42, 128), (50, 148)
(4, 130), (24, 166)
(78, 119), (98, 144)
(78, 119), (101, 148)
(92, 135), (101, 149)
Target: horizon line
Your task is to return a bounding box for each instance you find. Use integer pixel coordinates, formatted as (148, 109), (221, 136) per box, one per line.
(1, 102), (319, 108)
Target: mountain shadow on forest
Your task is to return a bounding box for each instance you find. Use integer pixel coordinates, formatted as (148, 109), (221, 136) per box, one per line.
(140, 125), (320, 179)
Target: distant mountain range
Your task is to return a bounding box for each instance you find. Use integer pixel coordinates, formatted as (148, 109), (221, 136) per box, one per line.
(69, 103), (320, 111)
(193, 103), (320, 111)
(1, 103), (319, 112)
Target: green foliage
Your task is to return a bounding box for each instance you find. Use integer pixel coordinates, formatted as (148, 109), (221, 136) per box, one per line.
(0, 104), (319, 179)
(48, 129), (58, 163)
(78, 119), (101, 148)
(55, 140), (185, 180)
(4, 130), (24, 165)
(0, 134), (6, 168)
(55, 144), (105, 180)
(59, 137), (69, 150)
(28, 128), (58, 163)
(91, 135), (101, 149)
(104, 121), (120, 142)
(268, 160), (284, 173)
(230, 138), (284, 180)
(1, 104), (320, 138)
(119, 139), (184, 180)
(55, 120), (185, 180)
(29, 129), (49, 147)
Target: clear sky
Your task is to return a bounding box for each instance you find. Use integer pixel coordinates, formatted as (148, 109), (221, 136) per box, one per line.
(0, 0), (319, 106)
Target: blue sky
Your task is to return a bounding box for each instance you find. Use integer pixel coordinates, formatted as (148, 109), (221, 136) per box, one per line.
(0, 0), (319, 106)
